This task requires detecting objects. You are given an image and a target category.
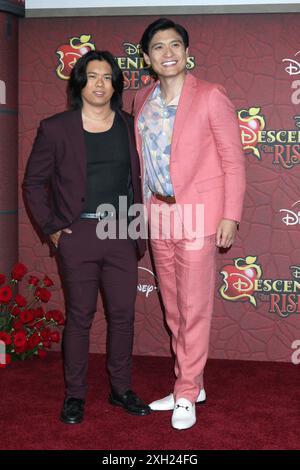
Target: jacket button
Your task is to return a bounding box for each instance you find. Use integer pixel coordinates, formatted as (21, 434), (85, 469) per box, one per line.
(81, 197), (85, 202)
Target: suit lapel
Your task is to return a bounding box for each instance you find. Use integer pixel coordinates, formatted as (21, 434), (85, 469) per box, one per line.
(135, 81), (157, 123)
(64, 109), (87, 181)
(134, 82), (158, 199)
(118, 110), (137, 178)
(171, 74), (198, 155)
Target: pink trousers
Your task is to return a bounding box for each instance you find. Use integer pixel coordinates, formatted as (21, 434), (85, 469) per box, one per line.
(149, 199), (217, 403)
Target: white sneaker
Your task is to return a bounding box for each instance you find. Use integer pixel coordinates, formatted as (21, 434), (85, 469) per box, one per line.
(149, 388), (206, 411)
(171, 398), (196, 430)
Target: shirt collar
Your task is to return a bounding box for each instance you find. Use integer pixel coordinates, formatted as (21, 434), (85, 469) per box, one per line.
(148, 83), (180, 107)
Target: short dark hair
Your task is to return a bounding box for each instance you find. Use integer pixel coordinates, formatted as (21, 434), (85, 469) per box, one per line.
(68, 50), (124, 110)
(140, 18), (189, 55)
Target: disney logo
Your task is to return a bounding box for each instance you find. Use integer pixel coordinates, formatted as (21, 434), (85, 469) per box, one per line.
(231, 274), (254, 293)
(280, 200), (300, 226)
(123, 43), (141, 56)
(282, 51), (300, 76)
(239, 125), (257, 146)
(137, 267), (159, 297)
(137, 284), (158, 297)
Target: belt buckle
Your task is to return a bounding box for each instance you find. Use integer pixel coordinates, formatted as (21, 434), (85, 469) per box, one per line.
(97, 211), (115, 221)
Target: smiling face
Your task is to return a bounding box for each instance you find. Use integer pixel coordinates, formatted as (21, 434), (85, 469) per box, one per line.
(81, 59), (114, 110)
(143, 28), (189, 80)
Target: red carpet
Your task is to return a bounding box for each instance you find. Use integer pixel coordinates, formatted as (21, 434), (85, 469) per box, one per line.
(0, 353), (298, 450)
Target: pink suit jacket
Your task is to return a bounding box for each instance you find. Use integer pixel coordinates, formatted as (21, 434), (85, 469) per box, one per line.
(134, 73), (246, 236)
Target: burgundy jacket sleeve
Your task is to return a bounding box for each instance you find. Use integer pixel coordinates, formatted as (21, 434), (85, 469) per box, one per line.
(22, 120), (56, 236)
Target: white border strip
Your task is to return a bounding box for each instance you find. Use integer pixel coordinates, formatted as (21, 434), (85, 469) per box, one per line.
(25, 4), (300, 17)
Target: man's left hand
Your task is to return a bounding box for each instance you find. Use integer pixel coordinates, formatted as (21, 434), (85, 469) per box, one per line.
(216, 218), (238, 248)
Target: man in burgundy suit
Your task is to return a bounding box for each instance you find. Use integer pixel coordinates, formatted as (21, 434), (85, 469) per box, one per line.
(23, 50), (151, 424)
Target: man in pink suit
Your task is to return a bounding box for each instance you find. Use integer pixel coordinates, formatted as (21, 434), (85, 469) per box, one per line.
(134, 18), (246, 430)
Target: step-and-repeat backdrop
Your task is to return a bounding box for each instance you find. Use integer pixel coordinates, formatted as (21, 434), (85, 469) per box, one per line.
(18, 13), (300, 362)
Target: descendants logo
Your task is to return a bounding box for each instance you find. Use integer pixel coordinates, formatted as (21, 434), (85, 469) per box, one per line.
(219, 256), (300, 317)
(56, 35), (96, 80)
(238, 107), (300, 169)
(115, 43), (153, 90)
(55, 36), (196, 89)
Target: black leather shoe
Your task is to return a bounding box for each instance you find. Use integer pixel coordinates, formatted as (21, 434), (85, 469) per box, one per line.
(60, 397), (85, 424)
(109, 389), (151, 416)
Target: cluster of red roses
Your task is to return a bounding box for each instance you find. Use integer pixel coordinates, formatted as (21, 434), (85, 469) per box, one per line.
(0, 262), (65, 368)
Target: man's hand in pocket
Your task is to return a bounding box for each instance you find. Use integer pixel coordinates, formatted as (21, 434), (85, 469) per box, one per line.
(49, 228), (72, 248)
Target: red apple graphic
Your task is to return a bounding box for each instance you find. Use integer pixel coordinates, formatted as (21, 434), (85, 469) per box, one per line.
(237, 107), (265, 159)
(56, 35), (95, 80)
(219, 256), (262, 306)
(141, 74), (151, 86)
(239, 118), (260, 147)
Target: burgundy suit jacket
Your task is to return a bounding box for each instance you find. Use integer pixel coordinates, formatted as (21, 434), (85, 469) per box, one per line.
(23, 108), (146, 258)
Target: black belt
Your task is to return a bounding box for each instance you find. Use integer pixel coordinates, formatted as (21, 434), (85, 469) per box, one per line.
(80, 211), (117, 220)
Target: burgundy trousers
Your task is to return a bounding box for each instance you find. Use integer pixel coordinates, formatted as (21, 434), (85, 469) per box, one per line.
(57, 218), (138, 400)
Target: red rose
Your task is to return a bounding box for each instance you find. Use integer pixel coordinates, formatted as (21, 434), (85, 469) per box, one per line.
(33, 320), (44, 330)
(0, 331), (12, 345)
(20, 309), (35, 324)
(0, 353), (11, 368)
(0, 274), (5, 286)
(28, 333), (41, 349)
(5, 353), (12, 365)
(13, 331), (27, 353)
(41, 328), (50, 340)
(38, 349), (47, 359)
(12, 319), (24, 331)
(35, 287), (51, 303)
(42, 276), (54, 287)
(45, 311), (52, 321)
(50, 331), (60, 343)
(34, 307), (45, 319)
(15, 294), (27, 307)
(0, 286), (13, 304)
(47, 309), (65, 325)
(11, 262), (27, 281)
(46, 309), (55, 321)
(10, 306), (21, 317)
(57, 311), (65, 326)
(42, 340), (51, 348)
(28, 276), (39, 286)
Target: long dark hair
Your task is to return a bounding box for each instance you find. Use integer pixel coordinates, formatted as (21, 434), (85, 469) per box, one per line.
(68, 50), (124, 110)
